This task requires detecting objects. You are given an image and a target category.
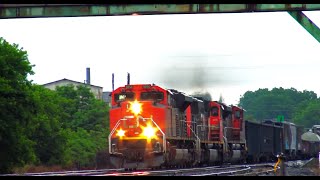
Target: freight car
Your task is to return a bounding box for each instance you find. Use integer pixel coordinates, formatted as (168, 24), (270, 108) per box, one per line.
(245, 120), (282, 163)
(300, 129), (320, 158)
(312, 125), (320, 136)
(245, 120), (305, 162)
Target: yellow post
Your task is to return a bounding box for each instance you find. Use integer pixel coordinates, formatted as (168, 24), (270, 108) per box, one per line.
(274, 153), (287, 176)
(274, 157), (281, 173)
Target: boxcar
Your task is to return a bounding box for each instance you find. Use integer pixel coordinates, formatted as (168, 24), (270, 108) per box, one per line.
(245, 120), (280, 162)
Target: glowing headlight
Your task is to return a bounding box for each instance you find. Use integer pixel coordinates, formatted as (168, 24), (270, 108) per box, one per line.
(142, 124), (156, 139)
(116, 129), (125, 137)
(129, 100), (142, 116)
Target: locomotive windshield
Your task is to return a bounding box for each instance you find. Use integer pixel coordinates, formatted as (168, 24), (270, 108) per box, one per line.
(211, 107), (219, 116)
(114, 92), (135, 102)
(140, 92), (164, 101)
(235, 110), (241, 119)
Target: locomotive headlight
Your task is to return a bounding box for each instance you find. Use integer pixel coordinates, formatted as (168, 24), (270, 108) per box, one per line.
(142, 124), (156, 139)
(117, 129), (126, 137)
(129, 100), (142, 116)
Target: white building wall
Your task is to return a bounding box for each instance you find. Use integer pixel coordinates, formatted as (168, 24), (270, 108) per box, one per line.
(44, 79), (103, 99)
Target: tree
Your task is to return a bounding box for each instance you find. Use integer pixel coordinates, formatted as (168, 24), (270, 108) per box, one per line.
(293, 99), (320, 128)
(0, 37), (36, 173)
(55, 84), (109, 169)
(218, 93), (224, 103)
(29, 85), (68, 166)
(0, 37), (110, 172)
(239, 87), (318, 122)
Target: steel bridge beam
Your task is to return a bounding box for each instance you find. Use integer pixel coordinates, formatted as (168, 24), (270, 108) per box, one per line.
(1, 4), (320, 42)
(1, 4), (320, 19)
(287, 11), (320, 43)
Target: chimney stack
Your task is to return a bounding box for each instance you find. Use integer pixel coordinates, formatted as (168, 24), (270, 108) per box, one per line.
(86, 67), (90, 84)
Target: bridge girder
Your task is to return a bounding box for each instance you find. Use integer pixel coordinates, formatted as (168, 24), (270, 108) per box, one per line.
(1, 4), (320, 18)
(1, 4), (320, 42)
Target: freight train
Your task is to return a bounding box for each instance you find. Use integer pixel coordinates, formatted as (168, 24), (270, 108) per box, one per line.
(108, 84), (319, 169)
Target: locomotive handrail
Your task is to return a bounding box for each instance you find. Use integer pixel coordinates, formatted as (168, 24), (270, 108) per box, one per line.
(180, 120), (201, 163)
(189, 124), (201, 163)
(224, 126), (236, 138)
(108, 118), (128, 154)
(197, 125), (208, 141)
(223, 127), (234, 153)
(224, 127), (235, 135)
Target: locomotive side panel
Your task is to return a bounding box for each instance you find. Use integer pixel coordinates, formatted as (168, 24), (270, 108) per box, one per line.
(208, 102), (222, 141)
(231, 106), (246, 143)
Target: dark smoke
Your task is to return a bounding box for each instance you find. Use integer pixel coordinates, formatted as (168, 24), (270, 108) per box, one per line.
(153, 54), (224, 90)
(191, 91), (212, 101)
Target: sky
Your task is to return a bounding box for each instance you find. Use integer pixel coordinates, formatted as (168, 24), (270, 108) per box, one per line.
(1, 11), (320, 105)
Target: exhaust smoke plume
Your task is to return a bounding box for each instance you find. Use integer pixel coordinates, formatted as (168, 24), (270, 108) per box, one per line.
(151, 54), (228, 94)
(190, 91), (212, 101)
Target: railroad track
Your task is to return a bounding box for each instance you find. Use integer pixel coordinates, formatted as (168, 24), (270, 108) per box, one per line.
(229, 164), (275, 176)
(0, 161), (286, 176)
(94, 165), (245, 176)
(1, 168), (125, 176)
(189, 164), (274, 176)
(95, 163), (275, 176)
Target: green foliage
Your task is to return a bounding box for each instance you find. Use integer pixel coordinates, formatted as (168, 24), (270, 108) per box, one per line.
(293, 99), (320, 128)
(239, 87), (318, 127)
(29, 85), (68, 166)
(0, 37), (36, 173)
(0, 36), (109, 173)
(64, 128), (98, 168)
(54, 84), (109, 169)
(27, 84), (109, 171)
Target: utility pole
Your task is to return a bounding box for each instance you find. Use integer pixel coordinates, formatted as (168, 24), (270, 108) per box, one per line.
(112, 73), (114, 91)
(127, 72), (130, 85)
